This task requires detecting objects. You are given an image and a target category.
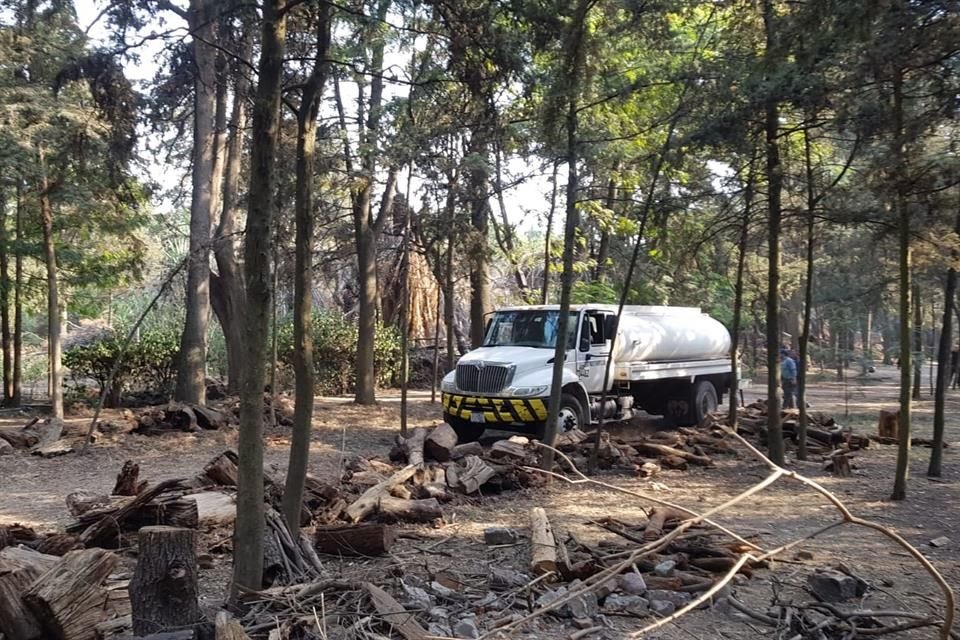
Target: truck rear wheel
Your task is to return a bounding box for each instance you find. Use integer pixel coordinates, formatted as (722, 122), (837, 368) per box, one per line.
(693, 380), (718, 425)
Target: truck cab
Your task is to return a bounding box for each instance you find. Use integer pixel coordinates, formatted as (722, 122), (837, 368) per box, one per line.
(440, 304), (733, 442)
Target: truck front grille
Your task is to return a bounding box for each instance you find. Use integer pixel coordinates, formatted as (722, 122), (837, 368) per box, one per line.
(455, 363), (514, 393)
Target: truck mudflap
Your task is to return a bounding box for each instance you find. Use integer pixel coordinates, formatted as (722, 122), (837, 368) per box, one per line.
(442, 392), (548, 423)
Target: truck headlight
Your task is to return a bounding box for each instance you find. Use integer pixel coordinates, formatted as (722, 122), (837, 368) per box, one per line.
(441, 378), (457, 392)
(507, 385), (548, 397)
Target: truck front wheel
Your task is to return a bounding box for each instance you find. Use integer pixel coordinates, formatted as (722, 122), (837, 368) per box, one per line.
(693, 380), (718, 425)
(537, 392), (585, 441)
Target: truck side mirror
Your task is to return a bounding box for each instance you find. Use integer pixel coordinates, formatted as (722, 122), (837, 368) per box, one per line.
(604, 315), (618, 340)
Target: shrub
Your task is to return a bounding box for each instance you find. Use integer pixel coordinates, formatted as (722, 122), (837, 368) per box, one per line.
(277, 311), (403, 395)
(64, 328), (179, 407)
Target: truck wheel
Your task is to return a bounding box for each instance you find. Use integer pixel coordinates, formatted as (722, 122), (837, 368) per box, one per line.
(533, 393), (585, 442)
(693, 380), (718, 425)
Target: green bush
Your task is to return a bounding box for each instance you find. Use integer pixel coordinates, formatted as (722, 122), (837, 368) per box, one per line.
(277, 311), (402, 395)
(64, 328), (179, 407)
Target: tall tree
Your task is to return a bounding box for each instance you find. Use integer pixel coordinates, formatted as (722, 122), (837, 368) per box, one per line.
(234, 0), (287, 592)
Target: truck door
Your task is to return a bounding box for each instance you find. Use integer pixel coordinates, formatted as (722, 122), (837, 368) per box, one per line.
(576, 311), (614, 393)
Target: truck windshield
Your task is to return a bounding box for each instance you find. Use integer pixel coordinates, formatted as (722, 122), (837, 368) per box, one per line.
(482, 310), (578, 349)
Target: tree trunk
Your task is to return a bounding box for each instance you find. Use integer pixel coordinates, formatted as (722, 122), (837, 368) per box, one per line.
(444, 189), (456, 372)
(542, 0), (591, 469)
(762, 0), (784, 466)
(0, 188), (11, 405)
(282, 6), (330, 536)
(891, 69), (911, 501)
(176, 0), (218, 406)
(912, 282), (921, 400)
(211, 22), (254, 395)
(929, 207), (959, 477)
(728, 154), (756, 428)
(797, 117), (817, 461)
(234, 0), (286, 594)
(12, 181), (22, 407)
(542, 161), (559, 304)
(468, 132), (492, 349)
(129, 527), (200, 636)
(39, 156), (63, 420)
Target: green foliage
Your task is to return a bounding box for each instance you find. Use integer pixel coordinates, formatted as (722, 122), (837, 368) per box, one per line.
(571, 280), (618, 304)
(276, 312), (402, 395)
(63, 328), (179, 407)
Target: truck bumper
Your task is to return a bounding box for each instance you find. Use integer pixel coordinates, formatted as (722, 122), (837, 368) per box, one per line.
(441, 392), (548, 426)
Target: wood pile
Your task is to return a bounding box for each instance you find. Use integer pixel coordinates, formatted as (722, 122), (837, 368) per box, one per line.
(132, 402), (231, 434)
(734, 401), (871, 454)
(0, 417), (75, 457)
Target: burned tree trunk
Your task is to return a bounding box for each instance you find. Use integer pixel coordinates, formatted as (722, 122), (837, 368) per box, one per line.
(129, 527), (201, 636)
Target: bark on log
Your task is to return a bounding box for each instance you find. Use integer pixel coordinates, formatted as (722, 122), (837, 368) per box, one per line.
(529, 507), (557, 576)
(878, 408), (899, 439)
(314, 523), (396, 556)
(128, 527), (200, 636)
(113, 461), (147, 496)
(179, 492), (236, 527)
(66, 492), (132, 517)
(35, 533), (81, 556)
(0, 546), (58, 640)
(376, 496), (442, 523)
(644, 507), (684, 540)
(23, 548), (118, 640)
(446, 455), (495, 494)
(345, 466), (416, 523)
(203, 450), (240, 486)
(0, 416), (39, 448)
(388, 484), (413, 499)
(424, 424), (457, 462)
(450, 441), (483, 460)
(363, 582), (428, 640)
(401, 428), (428, 468)
(632, 441), (713, 466)
(490, 439), (527, 461)
(79, 479), (184, 548)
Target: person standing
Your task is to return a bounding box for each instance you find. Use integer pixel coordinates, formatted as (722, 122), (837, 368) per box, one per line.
(780, 347), (798, 409)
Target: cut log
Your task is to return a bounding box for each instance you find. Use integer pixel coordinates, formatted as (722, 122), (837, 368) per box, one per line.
(490, 439), (527, 461)
(0, 525), (12, 549)
(555, 428), (588, 449)
(826, 454), (852, 477)
(315, 523), (396, 556)
(348, 471), (387, 486)
(878, 408), (899, 439)
(446, 455), (496, 494)
(529, 507), (557, 576)
(113, 461), (147, 496)
(424, 424), (458, 462)
(345, 466), (417, 523)
(203, 451), (240, 486)
(632, 441), (713, 466)
(23, 547), (118, 640)
(214, 612), (251, 640)
(450, 441), (483, 460)
(388, 484), (413, 499)
(94, 614), (131, 640)
(644, 507), (684, 540)
(401, 428), (428, 468)
(660, 455), (688, 470)
(128, 527), (200, 636)
(0, 416), (39, 449)
(192, 405), (228, 430)
(66, 492), (133, 517)
(79, 479), (185, 548)
(32, 439), (74, 457)
(363, 582), (429, 640)
(0, 546), (59, 640)
(376, 496), (442, 523)
(36, 533), (82, 556)
(316, 498), (347, 525)
(0, 438), (12, 455)
(179, 491), (236, 527)
(32, 418), (64, 448)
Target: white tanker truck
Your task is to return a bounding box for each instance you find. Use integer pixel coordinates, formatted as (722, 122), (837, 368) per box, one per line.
(440, 304), (733, 441)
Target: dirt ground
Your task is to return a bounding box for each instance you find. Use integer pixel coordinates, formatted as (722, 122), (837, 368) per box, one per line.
(1, 364), (958, 639)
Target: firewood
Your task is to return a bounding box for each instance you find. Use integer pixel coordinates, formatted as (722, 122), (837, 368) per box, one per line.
(377, 496), (442, 523)
(490, 439), (528, 461)
(389, 484), (413, 499)
(316, 499), (347, 525)
(94, 614), (131, 640)
(555, 428), (588, 449)
(348, 470), (387, 486)
(450, 441), (483, 459)
(32, 439), (73, 457)
(643, 575), (684, 590)
(192, 405), (229, 430)
(0, 525), (12, 549)
(203, 451), (240, 486)
(424, 423), (458, 462)
(632, 441), (713, 466)
(363, 582), (429, 640)
(129, 527), (200, 636)
(689, 556), (753, 576)
(178, 491), (236, 527)
(529, 507), (557, 576)
(660, 455), (688, 470)
(878, 408), (899, 439)
(417, 483), (450, 502)
(644, 507), (684, 540)
(446, 455), (496, 494)
(35, 533), (82, 556)
(113, 461), (147, 496)
(24, 548), (118, 640)
(826, 453), (852, 477)
(401, 428), (428, 468)
(215, 612), (251, 640)
(345, 466), (417, 523)
(0, 546), (59, 640)
(78, 479), (185, 549)
(315, 523), (397, 556)
(635, 461), (661, 478)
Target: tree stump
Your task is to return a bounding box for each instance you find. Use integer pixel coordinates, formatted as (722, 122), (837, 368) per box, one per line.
(23, 547), (118, 640)
(129, 526), (201, 636)
(878, 409), (899, 439)
(530, 507), (557, 576)
(113, 460), (147, 496)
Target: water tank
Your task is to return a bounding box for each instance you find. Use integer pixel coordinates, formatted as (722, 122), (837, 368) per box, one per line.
(613, 306), (731, 363)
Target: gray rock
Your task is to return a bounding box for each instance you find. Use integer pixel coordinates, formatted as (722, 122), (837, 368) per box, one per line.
(619, 572), (647, 595)
(536, 587), (568, 609)
(645, 589), (691, 606)
(401, 583), (434, 610)
(428, 606), (450, 621)
(429, 623), (453, 638)
(561, 591), (599, 619)
(807, 569), (862, 602)
(453, 617), (481, 639)
(654, 559), (677, 577)
(650, 599), (676, 616)
(430, 581), (458, 599)
(603, 593), (649, 615)
(484, 527), (520, 545)
(490, 567), (527, 590)
(596, 577), (619, 599)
